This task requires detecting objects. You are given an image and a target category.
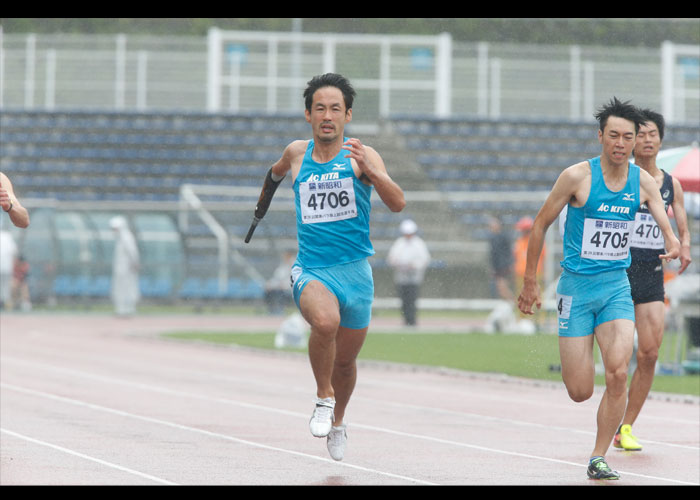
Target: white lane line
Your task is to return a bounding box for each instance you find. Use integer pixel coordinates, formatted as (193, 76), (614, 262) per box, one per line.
(0, 428), (178, 485)
(356, 374), (700, 424)
(4, 356), (699, 452)
(3, 377), (698, 486)
(1, 383), (436, 485)
(354, 395), (700, 451)
(349, 421), (698, 485)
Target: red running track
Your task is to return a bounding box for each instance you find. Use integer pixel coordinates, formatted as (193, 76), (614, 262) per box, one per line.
(1, 313), (698, 485)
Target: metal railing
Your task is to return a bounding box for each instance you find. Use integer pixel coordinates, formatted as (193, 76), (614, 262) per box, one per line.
(1, 27), (697, 124)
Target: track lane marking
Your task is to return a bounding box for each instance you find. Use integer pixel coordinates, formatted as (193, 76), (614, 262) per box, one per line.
(4, 356), (699, 450)
(1, 383), (437, 485)
(2, 375), (697, 485)
(0, 428), (178, 485)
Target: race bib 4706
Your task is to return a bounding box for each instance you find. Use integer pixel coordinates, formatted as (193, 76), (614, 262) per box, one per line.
(299, 177), (358, 224)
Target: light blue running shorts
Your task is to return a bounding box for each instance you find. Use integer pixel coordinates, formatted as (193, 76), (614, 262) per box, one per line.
(291, 258), (374, 330)
(555, 268), (635, 337)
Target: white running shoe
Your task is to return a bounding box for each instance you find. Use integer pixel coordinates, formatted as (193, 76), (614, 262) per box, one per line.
(327, 424), (347, 461)
(309, 397), (335, 437)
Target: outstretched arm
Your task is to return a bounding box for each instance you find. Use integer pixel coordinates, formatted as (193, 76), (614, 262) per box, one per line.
(0, 172), (30, 228)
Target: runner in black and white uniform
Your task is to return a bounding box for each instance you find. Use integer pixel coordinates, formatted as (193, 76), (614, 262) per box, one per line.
(615, 108), (692, 452)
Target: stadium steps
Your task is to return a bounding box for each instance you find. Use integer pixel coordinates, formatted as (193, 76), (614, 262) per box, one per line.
(4, 110), (698, 293)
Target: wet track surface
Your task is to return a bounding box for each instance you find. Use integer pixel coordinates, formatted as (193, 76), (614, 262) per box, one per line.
(1, 313), (698, 485)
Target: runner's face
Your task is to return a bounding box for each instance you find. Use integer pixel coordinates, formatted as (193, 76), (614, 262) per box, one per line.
(305, 86), (351, 143)
(599, 116), (636, 167)
(633, 122), (662, 161)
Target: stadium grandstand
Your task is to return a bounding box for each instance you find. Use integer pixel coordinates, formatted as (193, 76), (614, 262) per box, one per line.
(0, 20), (698, 310)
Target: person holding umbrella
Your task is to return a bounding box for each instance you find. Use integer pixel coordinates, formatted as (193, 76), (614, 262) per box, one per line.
(616, 108), (693, 451)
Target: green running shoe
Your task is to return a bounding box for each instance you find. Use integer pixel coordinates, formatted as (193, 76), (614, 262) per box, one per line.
(587, 457), (620, 480)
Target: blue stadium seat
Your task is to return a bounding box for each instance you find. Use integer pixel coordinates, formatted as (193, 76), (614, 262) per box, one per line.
(179, 277), (205, 299)
(89, 275), (111, 296)
(140, 276), (173, 298)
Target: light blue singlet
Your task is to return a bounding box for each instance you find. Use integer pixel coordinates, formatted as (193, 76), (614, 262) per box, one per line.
(561, 156), (640, 274)
(293, 139), (374, 268)
(290, 139), (375, 329)
(556, 157), (640, 337)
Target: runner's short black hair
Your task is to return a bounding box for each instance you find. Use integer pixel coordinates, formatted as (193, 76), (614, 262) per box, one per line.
(303, 73), (356, 113)
(594, 97), (645, 134)
(638, 107), (665, 141)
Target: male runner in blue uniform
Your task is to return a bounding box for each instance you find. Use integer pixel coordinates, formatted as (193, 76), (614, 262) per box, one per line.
(615, 109), (692, 451)
(248, 73), (405, 461)
(517, 98), (680, 480)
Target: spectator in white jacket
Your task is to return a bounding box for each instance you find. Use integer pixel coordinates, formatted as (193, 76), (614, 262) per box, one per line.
(387, 219), (431, 326)
(110, 216), (140, 317)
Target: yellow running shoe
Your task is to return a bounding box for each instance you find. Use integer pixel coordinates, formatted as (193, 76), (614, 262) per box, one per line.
(613, 424), (642, 451)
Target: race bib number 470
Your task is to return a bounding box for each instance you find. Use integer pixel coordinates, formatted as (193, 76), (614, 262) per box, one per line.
(299, 177), (357, 224)
(581, 217), (632, 260)
(630, 212), (665, 250)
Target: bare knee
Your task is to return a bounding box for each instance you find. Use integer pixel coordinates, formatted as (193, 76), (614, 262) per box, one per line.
(333, 357), (357, 378)
(567, 386), (594, 403)
(636, 346), (659, 368)
(308, 311), (340, 337)
(333, 343), (361, 378)
(563, 375), (594, 402)
(605, 365), (629, 395)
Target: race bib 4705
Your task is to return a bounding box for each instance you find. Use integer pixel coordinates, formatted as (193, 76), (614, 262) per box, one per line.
(581, 218), (632, 260)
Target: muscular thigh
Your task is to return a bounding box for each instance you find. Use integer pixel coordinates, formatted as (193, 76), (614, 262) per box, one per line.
(559, 334), (596, 396)
(298, 280), (340, 328)
(595, 318), (635, 370)
(634, 301), (665, 352)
